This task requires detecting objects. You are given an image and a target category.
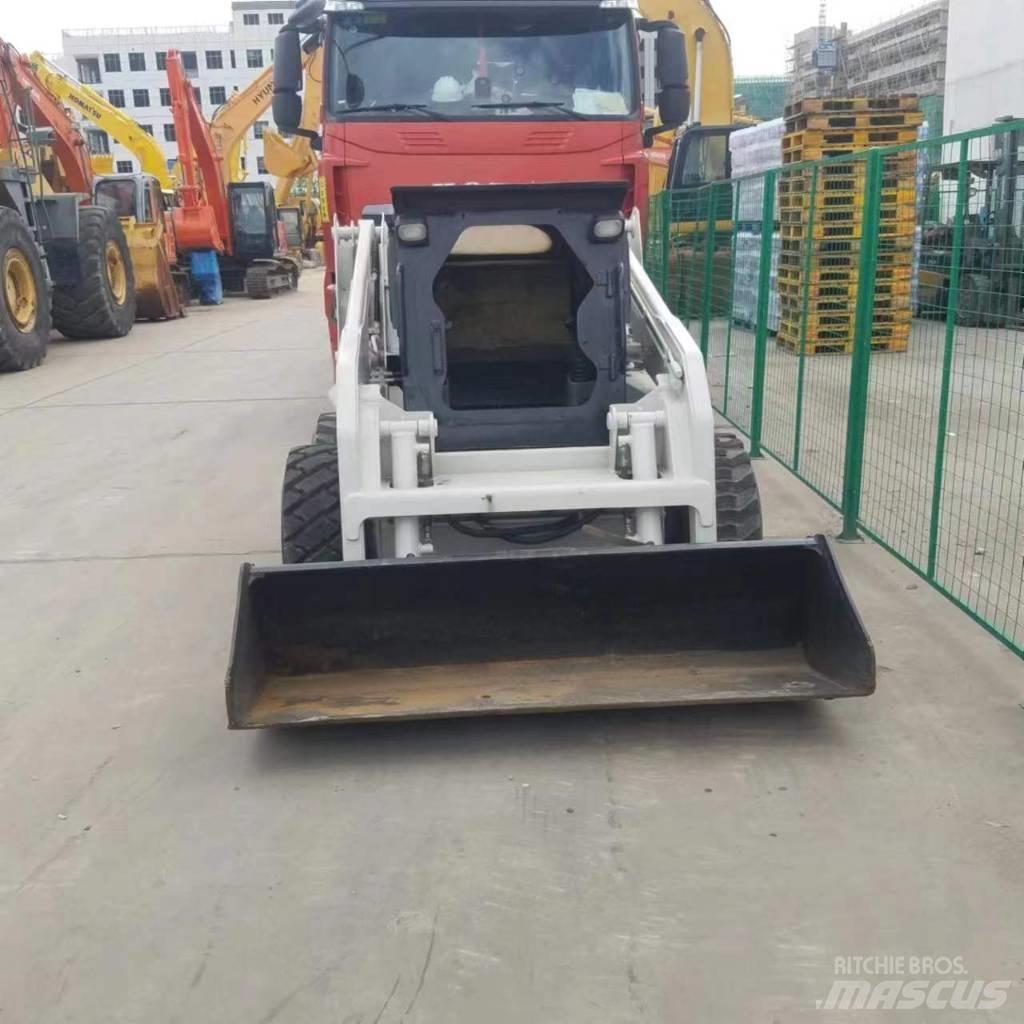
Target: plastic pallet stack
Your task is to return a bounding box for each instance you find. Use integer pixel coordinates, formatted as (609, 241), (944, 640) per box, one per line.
(777, 96), (923, 355)
(729, 119), (785, 333)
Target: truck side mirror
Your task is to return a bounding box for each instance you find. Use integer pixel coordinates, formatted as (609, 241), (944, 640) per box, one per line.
(287, 0), (325, 31)
(273, 28), (303, 136)
(655, 22), (689, 131)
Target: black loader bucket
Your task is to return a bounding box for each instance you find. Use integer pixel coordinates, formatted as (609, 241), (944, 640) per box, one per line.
(226, 537), (874, 728)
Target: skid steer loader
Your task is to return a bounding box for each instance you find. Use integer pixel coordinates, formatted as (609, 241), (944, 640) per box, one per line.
(226, 182), (874, 727)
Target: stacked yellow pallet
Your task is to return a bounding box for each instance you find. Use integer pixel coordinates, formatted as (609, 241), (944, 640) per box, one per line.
(777, 96), (923, 354)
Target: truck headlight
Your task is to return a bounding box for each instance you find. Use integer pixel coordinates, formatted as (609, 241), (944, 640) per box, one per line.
(592, 216), (624, 241)
(396, 220), (428, 245)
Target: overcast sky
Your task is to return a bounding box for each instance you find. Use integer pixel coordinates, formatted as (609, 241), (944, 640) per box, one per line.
(8, 0), (921, 75)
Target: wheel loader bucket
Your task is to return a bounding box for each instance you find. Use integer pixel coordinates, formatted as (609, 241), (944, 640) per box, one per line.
(226, 537), (874, 728)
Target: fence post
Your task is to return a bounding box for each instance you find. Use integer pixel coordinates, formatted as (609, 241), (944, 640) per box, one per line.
(792, 163), (819, 473)
(926, 139), (969, 578)
(657, 187), (671, 297)
(722, 179), (741, 415)
(749, 169), (776, 458)
(839, 149), (882, 541)
(698, 183), (717, 361)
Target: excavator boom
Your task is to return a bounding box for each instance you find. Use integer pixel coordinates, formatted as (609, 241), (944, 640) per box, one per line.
(28, 52), (173, 190)
(208, 49), (319, 185)
(0, 43), (93, 194)
(167, 48), (229, 251)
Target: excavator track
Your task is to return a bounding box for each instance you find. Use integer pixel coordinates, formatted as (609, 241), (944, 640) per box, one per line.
(244, 261), (294, 299)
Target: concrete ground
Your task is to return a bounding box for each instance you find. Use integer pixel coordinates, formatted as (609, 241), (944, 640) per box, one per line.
(1, 273), (1023, 1022)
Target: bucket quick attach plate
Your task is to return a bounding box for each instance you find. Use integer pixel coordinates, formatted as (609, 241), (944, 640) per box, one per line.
(226, 537), (875, 728)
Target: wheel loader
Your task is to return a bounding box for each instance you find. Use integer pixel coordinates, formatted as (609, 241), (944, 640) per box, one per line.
(224, 0), (874, 728)
(0, 40), (135, 372)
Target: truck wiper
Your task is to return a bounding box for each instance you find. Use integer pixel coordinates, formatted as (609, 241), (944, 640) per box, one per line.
(347, 103), (449, 120)
(472, 100), (587, 120)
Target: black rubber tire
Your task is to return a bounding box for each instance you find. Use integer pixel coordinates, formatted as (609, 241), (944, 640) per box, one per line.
(713, 432), (763, 541)
(52, 206), (136, 340)
(0, 208), (50, 372)
(664, 431), (763, 543)
(282, 444), (344, 563)
(312, 411), (336, 445)
(282, 443), (382, 562)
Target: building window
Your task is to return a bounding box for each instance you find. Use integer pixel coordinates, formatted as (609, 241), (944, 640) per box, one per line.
(246, 49), (263, 69)
(108, 89), (126, 108)
(133, 89), (150, 108)
(163, 123), (176, 142)
(141, 124), (154, 135)
(267, 12), (284, 24)
(243, 13), (259, 25)
(128, 52), (146, 72)
(85, 129), (110, 155)
(156, 51), (167, 70)
(193, 87), (202, 106)
(253, 120), (268, 140)
(239, 156), (247, 171)
(257, 156), (266, 174)
(181, 51), (198, 72)
(116, 160), (133, 174)
(77, 58), (101, 84)
(209, 86), (227, 106)
(205, 50), (223, 70)
(103, 53), (121, 73)
(230, 50), (236, 69)
(159, 87), (171, 107)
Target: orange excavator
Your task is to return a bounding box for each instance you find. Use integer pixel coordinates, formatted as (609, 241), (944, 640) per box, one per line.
(166, 48), (300, 299)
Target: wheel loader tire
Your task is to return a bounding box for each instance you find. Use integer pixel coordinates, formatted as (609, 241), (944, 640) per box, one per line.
(0, 208), (50, 373)
(282, 444), (344, 564)
(312, 412), (336, 445)
(282, 443), (380, 563)
(664, 431), (763, 543)
(713, 431), (763, 542)
(52, 206), (136, 340)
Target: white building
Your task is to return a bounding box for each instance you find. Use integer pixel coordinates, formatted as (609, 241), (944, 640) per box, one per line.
(59, 0), (297, 182)
(943, 0), (1024, 136)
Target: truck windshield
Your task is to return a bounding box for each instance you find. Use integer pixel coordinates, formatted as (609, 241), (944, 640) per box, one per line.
(327, 8), (636, 120)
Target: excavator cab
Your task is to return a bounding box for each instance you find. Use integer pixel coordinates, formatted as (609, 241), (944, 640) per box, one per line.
(278, 206), (303, 250)
(228, 181), (279, 261)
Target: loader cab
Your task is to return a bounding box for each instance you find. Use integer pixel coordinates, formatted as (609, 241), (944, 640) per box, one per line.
(94, 173), (165, 225)
(228, 181), (279, 260)
(390, 182), (630, 452)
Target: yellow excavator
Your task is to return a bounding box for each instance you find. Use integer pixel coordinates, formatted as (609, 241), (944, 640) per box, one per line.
(30, 52), (174, 190)
(208, 45), (321, 185)
(28, 52), (185, 319)
(641, 0), (736, 197)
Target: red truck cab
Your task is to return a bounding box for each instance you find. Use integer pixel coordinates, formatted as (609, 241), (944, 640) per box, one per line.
(273, 0), (688, 350)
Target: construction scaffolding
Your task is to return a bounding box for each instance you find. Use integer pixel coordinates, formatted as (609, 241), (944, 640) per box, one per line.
(788, 0), (949, 105)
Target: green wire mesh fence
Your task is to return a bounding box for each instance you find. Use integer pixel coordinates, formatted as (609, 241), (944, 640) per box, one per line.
(646, 119), (1024, 658)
